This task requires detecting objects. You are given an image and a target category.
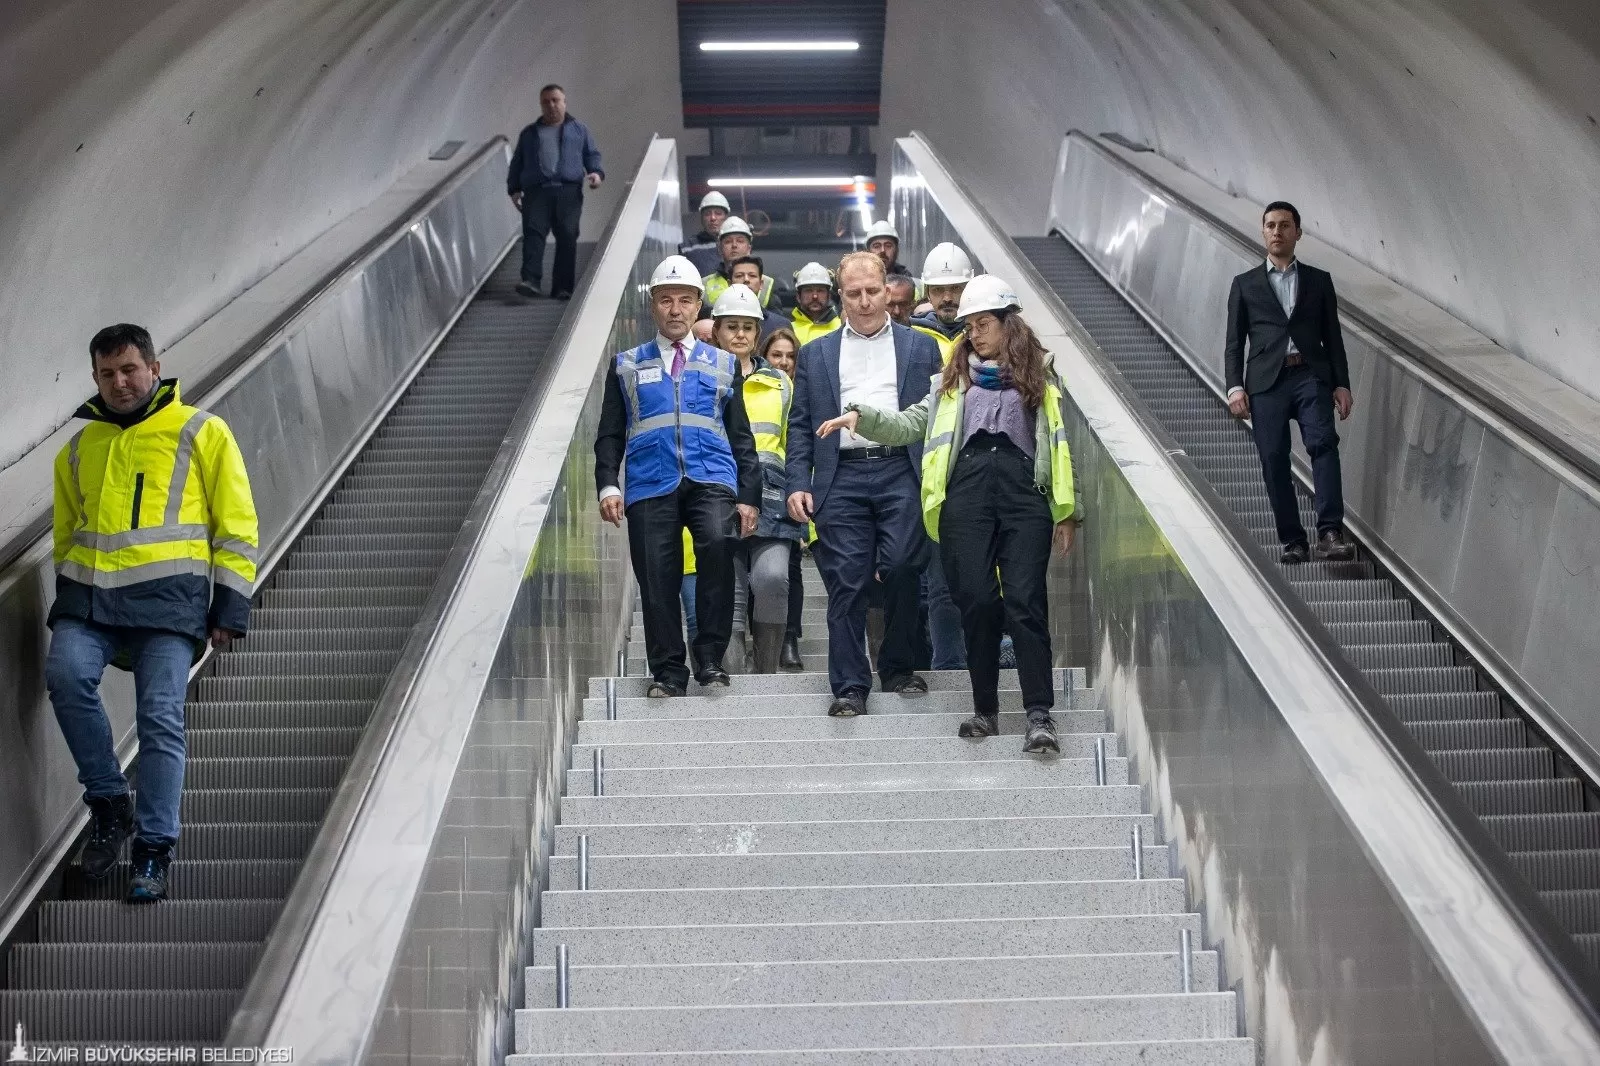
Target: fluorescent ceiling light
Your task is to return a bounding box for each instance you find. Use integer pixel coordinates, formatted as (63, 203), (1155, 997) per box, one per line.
(699, 41), (859, 52)
(707, 176), (857, 187)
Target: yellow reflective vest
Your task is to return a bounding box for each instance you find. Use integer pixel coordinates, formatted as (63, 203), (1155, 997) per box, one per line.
(849, 371), (1077, 541)
(911, 323), (963, 366)
(790, 307), (843, 346)
(743, 367), (808, 541)
(51, 380), (259, 646)
(705, 272), (776, 310)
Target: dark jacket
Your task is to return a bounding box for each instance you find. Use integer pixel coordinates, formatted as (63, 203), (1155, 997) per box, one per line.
(785, 322), (943, 510)
(909, 311), (962, 340)
(679, 232), (722, 276)
(1225, 261), (1349, 395)
(508, 115), (604, 192)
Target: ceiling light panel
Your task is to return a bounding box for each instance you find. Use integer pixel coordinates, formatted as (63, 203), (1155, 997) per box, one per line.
(698, 41), (860, 52)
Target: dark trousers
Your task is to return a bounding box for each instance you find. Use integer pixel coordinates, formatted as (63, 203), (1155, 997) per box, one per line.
(626, 480), (737, 688)
(1249, 364), (1344, 546)
(786, 541), (804, 640)
(520, 183), (583, 294)
(938, 434), (1055, 716)
(812, 456), (928, 697)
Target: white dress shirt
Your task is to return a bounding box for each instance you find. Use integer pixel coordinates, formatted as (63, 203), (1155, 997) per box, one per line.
(836, 316), (898, 449)
(599, 333), (689, 502)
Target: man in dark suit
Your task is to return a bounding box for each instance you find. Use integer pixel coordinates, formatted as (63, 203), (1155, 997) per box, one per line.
(786, 252), (943, 716)
(1225, 200), (1356, 564)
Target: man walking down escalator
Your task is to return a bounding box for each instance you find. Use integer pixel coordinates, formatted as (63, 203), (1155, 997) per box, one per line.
(595, 256), (761, 696)
(47, 324), (259, 903)
(508, 83), (604, 300)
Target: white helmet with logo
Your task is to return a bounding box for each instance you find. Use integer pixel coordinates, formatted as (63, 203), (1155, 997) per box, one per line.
(865, 219), (900, 244)
(719, 215), (753, 239)
(955, 274), (1021, 320)
(711, 283), (764, 321)
(698, 191), (730, 213)
(649, 255), (705, 293)
(793, 261), (834, 290)
(921, 242), (974, 286)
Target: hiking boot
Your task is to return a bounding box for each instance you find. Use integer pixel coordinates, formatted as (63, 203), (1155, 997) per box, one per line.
(1023, 715), (1060, 755)
(126, 842), (172, 904)
(79, 793), (134, 880)
(828, 692), (867, 717)
(958, 711), (1000, 739)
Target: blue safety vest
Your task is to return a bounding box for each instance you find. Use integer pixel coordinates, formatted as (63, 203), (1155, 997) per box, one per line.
(616, 339), (739, 506)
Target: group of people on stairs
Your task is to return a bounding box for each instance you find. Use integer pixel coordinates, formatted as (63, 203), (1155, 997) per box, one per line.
(594, 227), (1081, 755)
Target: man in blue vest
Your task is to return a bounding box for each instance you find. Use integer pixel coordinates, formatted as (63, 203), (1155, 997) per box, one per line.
(595, 255), (761, 695)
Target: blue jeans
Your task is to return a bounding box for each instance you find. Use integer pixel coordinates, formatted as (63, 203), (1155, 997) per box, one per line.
(46, 619), (192, 848)
(681, 574), (698, 643)
(923, 542), (967, 670)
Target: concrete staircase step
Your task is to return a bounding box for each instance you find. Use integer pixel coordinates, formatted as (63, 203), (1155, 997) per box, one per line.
(523, 951), (1218, 1008)
(529, 913), (1203, 965)
(538, 879), (1187, 927)
(569, 735), (1118, 769)
(547, 846), (1171, 890)
(514, 993), (1239, 1055)
(565, 757), (1127, 796)
(560, 786), (1145, 826)
(580, 696), (1103, 725)
(552, 814), (1156, 855)
(509, 1038), (1256, 1064)
(588, 669), (1088, 699)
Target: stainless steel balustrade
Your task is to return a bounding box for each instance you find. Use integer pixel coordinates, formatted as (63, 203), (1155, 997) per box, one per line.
(233, 136), (679, 1064)
(1049, 130), (1600, 787)
(0, 139), (516, 948)
(892, 131), (1600, 1065)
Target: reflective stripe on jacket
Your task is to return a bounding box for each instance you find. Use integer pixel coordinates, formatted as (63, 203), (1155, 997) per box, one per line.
(910, 314), (964, 366)
(849, 370), (1077, 541)
(743, 367), (805, 541)
(50, 379), (258, 647)
(705, 273), (776, 310)
(616, 340), (739, 507)
(789, 307), (843, 346)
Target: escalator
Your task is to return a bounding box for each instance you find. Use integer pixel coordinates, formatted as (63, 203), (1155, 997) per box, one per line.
(0, 245), (577, 1045)
(1016, 234), (1600, 968)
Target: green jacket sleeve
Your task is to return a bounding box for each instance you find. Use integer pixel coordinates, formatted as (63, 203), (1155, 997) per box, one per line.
(848, 396), (931, 447)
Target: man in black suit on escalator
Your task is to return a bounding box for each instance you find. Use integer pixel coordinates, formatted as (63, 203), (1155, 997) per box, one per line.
(1225, 200), (1356, 565)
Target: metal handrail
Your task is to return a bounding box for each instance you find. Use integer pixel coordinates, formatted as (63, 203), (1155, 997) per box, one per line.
(901, 128), (1600, 1040)
(0, 137), (512, 955)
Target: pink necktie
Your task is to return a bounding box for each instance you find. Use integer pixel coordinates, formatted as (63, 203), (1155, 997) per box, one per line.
(671, 341), (686, 380)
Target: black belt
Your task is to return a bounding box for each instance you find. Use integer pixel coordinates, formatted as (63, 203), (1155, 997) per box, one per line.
(838, 445), (908, 461)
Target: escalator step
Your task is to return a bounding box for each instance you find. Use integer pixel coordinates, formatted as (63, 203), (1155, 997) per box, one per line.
(1327, 620), (1434, 645)
(249, 605), (419, 630)
(186, 701), (373, 731)
(213, 650), (397, 677)
(1539, 890), (1600, 936)
(61, 860), (300, 901)
(1430, 747), (1553, 782)
(174, 822), (321, 861)
(257, 586), (430, 610)
(194, 673), (388, 702)
(1404, 718), (1529, 752)
(1513, 850), (1600, 892)
(186, 726), (364, 759)
(1363, 667), (1478, 695)
(1386, 691), (1501, 723)
(7, 941), (261, 990)
(183, 756), (349, 790)
(0, 989), (237, 1042)
(1483, 813), (1600, 852)
(1312, 600), (1413, 624)
(1456, 779), (1585, 816)
(235, 627), (413, 654)
(37, 899), (282, 943)
(180, 788), (336, 823)
(1345, 643), (1455, 671)
(269, 565), (438, 590)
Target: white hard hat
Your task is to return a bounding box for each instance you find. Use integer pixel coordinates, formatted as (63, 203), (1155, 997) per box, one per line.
(793, 261), (833, 289)
(719, 215), (753, 239)
(921, 242), (974, 286)
(649, 255), (705, 293)
(711, 283), (764, 320)
(955, 274), (1021, 320)
(699, 191), (730, 213)
(865, 219), (900, 243)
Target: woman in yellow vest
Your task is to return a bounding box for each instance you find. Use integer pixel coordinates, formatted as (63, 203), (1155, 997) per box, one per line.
(760, 329), (810, 670)
(816, 275), (1079, 754)
(714, 290), (807, 671)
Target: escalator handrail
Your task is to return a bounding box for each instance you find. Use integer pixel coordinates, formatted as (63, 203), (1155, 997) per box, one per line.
(225, 136), (674, 1056)
(900, 129), (1600, 1029)
(1062, 128), (1600, 500)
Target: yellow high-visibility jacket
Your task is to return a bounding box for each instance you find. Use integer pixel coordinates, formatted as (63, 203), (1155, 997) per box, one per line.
(790, 307), (843, 347)
(51, 379), (259, 649)
(910, 314), (963, 366)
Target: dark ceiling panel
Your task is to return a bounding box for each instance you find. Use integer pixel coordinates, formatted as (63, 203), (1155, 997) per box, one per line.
(678, 0), (887, 127)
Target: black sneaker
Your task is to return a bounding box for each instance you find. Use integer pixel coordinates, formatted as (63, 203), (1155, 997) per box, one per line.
(646, 680), (684, 698)
(888, 673), (928, 695)
(515, 281), (541, 298)
(694, 664), (730, 688)
(828, 692), (867, 717)
(1023, 715), (1060, 755)
(958, 711), (1000, 738)
(1315, 530), (1356, 561)
(126, 843), (172, 904)
(1279, 542), (1310, 565)
(79, 793), (134, 880)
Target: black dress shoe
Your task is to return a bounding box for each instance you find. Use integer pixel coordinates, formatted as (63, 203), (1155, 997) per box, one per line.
(1315, 530), (1356, 561)
(958, 711), (1000, 738)
(779, 636), (804, 672)
(1279, 542), (1310, 565)
(828, 692), (867, 717)
(1023, 715), (1060, 755)
(887, 673), (928, 695)
(515, 281), (541, 298)
(553, 290), (573, 301)
(695, 665), (730, 688)
(646, 680), (685, 698)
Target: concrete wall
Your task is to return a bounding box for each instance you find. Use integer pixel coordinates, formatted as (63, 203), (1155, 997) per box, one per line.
(880, 0), (1600, 404)
(0, 0), (689, 472)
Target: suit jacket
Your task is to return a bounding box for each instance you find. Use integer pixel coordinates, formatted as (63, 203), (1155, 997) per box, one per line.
(1224, 261), (1350, 395)
(785, 321), (943, 510)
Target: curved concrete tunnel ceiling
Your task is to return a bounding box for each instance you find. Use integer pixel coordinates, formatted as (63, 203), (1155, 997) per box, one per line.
(0, 0), (689, 471)
(880, 0), (1600, 404)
